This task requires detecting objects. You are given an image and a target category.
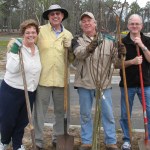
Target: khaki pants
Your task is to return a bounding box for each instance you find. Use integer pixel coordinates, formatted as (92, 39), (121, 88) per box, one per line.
(33, 85), (70, 148)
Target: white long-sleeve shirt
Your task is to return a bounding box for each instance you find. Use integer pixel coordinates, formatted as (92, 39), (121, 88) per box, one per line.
(4, 45), (41, 92)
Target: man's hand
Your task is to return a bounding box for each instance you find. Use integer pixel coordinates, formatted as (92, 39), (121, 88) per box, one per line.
(131, 56), (143, 65)
(63, 37), (71, 48)
(86, 35), (98, 53)
(118, 43), (126, 58)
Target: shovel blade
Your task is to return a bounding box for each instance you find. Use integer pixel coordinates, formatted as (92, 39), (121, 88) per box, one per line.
(56, 134), (74, 150)
(138, 139), (150, 150)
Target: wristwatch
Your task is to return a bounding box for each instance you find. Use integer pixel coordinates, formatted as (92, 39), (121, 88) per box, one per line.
(142, 46), (148, 51)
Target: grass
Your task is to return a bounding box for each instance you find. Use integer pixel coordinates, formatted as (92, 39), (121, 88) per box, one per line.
(0, 41), (8, 46)
(0, 41), (8, 52)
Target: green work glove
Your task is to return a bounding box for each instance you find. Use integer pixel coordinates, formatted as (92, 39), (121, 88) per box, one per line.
(10, 38), (22, 54)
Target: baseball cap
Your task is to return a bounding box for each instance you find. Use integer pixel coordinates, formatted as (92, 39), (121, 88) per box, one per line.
(80, 12), (96, 21)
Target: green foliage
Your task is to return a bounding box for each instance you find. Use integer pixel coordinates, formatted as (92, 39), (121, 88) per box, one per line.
(146, 1), (150, 6)
(0, 1), (8, 16)
(129, 2), (141, 14)
(0, 0), (19, 14)
(0, 0), (150, 33)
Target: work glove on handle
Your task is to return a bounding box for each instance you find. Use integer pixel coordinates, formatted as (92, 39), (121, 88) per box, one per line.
(86, 34), (98, 53)
(63, 37), (71, 48)
(7, 38), (16, 52)
(118, 43), (126, 59)
(8, 38), (22, 54)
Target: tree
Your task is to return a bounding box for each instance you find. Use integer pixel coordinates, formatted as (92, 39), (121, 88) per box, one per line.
(129, 2), (140, 14)
(0, 0), (20, 31)
(144, 1), (150, 32)
(0, 0), (149, 34)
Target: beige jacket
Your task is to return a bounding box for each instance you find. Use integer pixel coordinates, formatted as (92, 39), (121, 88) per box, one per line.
(73, 33), (116, 90)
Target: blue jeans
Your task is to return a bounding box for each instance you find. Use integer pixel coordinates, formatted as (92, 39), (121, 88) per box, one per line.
(120, 86), (150, 142)
(78, 87), (117, 145)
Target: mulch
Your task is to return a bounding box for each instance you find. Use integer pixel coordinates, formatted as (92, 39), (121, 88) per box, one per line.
(20, 126), (144, 150)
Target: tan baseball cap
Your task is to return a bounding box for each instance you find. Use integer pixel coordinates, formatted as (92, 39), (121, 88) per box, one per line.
(80, 12), (96, 21)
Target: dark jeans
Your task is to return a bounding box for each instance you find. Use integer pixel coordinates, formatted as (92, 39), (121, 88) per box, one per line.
(0, 80), (36, 150)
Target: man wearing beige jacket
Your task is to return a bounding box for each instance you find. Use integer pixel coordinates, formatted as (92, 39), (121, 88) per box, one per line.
(72, 12), (120, 150)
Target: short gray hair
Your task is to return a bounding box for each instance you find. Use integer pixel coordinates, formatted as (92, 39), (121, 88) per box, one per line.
(128, 14), (143, 24)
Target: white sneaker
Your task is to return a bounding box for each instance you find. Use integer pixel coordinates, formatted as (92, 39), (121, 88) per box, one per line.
(17, 145), (25, 150)
(121, 142), (131, 150)
(0, 142), (8, 150)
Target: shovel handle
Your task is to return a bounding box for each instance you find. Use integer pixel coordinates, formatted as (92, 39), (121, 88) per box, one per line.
(136, 45), (149, 141)
(64, 48), (69, 135)
(116, 15), (132, 144)
(64, 49), (68, 112)
(121, 55), (133, 143)
(19, 50), (36, 150)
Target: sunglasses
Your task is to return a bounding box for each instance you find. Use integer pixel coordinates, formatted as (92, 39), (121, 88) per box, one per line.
(49, 12), (61, 16)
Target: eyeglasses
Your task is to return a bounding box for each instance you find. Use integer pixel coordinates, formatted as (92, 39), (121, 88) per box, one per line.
(49, 12), (61, 16)
(129, 23), (142, 26)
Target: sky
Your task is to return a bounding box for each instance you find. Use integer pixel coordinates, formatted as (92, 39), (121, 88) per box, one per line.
(120, 0), (149, 8)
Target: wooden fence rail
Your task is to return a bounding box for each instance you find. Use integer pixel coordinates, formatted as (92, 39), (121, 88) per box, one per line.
(0, 29), (19, 33)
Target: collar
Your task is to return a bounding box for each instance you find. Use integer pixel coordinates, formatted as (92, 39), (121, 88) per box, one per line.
(47, 23), (64, 31)
(52, 24), (63, 33)
(82, 33), (93, 43)
(123, 32), (146, 45)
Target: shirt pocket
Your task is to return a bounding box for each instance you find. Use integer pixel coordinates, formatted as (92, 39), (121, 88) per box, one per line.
(54, 39), (64, 55)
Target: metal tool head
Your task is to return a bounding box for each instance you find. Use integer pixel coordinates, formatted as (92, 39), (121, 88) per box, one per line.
(56, 134), (74, 150)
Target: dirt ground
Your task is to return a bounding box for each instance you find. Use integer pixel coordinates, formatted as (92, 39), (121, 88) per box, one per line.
(19, 126), (144, 150)
(0, 91), (146, 150)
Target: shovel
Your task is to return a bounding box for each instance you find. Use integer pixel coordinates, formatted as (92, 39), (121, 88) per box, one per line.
(56, 48), (74, 150)
(136, 45), (150, 150)
(19, 50), (36, 150)
(116, 15), (132, 146)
